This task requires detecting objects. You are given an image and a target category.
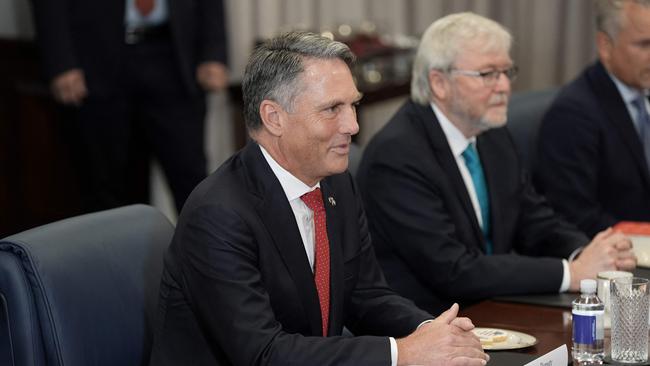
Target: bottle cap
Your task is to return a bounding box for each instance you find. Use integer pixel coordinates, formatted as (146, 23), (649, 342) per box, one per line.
(580, 279), (597, 294)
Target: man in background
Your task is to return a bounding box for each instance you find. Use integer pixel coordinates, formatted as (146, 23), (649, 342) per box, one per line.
(357, 12), (636, 315)
(149, 31), (489, 366)
(30, 0), (229, 212)
(536, 0), (650, 236)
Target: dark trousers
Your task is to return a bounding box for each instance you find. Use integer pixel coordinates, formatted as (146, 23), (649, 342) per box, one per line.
(72, 35), (206, 213)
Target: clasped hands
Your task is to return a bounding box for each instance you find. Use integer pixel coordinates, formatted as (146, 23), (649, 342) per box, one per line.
(569, 227), (637, 291)
(397, 303), (489, 366)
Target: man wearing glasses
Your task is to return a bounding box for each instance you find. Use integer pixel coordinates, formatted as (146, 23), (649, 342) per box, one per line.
(357, 12), (636, 315)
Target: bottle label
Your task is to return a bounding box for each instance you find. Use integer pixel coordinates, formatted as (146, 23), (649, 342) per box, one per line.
(572, 310), (604, 344)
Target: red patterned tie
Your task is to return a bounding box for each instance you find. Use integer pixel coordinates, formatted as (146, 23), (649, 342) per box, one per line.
(301, 188), (330, 336)
(135, 0), (155, 16)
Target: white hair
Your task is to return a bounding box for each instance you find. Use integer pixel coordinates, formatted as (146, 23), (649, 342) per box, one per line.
(595, 0), (650, 39)
(411, 12), (512, 105)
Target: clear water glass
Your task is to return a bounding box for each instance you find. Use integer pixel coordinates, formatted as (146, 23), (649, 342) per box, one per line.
(610, 277), (650, 363)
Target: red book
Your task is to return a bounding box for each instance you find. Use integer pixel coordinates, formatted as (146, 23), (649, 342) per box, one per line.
(614, 221), (650, 235)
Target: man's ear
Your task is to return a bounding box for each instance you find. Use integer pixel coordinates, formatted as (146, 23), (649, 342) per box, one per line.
(596, 31), (613, 67)
(259, 99), (285, 137)
(428, 69), (450, 101)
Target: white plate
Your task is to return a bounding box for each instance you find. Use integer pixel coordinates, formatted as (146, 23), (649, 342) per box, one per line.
(472, 327), (537, 350)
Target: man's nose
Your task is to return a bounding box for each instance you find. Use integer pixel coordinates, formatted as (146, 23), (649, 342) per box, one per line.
(341, 105), (360, 135)
(492, 71), (512, 95)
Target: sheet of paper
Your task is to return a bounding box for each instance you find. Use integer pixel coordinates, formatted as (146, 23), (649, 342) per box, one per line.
(523, 344), (568, 366)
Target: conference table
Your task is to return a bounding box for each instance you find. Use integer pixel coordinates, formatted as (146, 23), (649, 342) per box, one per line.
(460, 300), (571, 365)
(459, 267), (650, 365)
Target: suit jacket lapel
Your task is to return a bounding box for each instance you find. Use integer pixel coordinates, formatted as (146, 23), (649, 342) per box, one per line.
(589, 61), (650, 186)
(319, 181), (342, 336)
(242, 144), (322, 336)
(413, 102), (486, 251)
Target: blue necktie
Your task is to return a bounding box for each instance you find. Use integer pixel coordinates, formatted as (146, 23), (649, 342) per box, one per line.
(632, 96), (650, 172)
(462, 143), (492, 254)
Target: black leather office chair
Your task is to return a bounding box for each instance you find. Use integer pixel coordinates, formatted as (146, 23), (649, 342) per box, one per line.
(0, 204), (174, 366)
(507, 88), (558, 171)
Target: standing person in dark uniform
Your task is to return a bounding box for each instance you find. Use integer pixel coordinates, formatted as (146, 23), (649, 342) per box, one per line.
(30, 0), (229, 212)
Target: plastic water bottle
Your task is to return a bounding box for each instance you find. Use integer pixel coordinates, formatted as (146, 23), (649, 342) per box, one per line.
(572, 279), (605, 365)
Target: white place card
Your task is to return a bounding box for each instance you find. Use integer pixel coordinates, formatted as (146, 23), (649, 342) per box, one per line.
(523, 344), (568, 366)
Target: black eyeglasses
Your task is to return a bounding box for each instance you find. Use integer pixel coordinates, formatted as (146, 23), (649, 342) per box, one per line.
(449, 66), (519, 87)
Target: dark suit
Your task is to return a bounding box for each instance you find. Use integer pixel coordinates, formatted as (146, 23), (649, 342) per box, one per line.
(535, 61), (650, 237)
(31, 0), (227, 96)
(357, 101), (589, 314)
(149, 143), (431, 365)
(30, 0), (228, 211)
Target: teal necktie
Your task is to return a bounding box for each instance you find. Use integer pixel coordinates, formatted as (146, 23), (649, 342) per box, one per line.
(632, 96), (650, 172)
(462, 143), (492, 254)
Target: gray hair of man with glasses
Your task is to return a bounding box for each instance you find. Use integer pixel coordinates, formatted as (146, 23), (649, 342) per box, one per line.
(596, 0), (650, 39)
(242, 31), (355, 132)
(411, 12), (512, 105)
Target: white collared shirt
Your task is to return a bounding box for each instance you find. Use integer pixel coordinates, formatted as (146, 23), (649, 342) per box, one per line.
(258, 144), (400, 366)
(431, 103), (484, 229)
(260, 145), (320, 271)
(609, 72), (650, 135)
(124, 0), (169, 28)
(430, 103), (570, 293)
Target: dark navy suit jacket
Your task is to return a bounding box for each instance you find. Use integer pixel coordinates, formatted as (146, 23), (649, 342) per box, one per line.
(30, 0), (228, 96)
(149, 143), (430, 365)
(357, 100), (589, 314)
(536, 61), (650, 237)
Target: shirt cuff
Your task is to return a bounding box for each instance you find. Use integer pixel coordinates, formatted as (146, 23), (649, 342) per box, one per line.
(560, 259), (570, 292)
(390, 320), (434, 365)
(568, 246), (583, 262)
(389, 337), (398, 366)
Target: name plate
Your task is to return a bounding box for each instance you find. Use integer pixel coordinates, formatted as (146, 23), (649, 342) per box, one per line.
(524, 344), (568, 366)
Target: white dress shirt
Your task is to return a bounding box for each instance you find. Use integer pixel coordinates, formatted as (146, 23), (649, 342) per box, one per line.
(260, 145), (319, 270)
(259, 145), (400, 365)
(125, 0), (169, 28)
(430, 103), (571, 292)
(609, 72), (650, 135)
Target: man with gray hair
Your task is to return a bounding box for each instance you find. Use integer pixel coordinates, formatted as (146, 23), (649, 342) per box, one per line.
(536, 0), (650, 236)
(357, 12), (635, 315)
(149, 31), (489, 366)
